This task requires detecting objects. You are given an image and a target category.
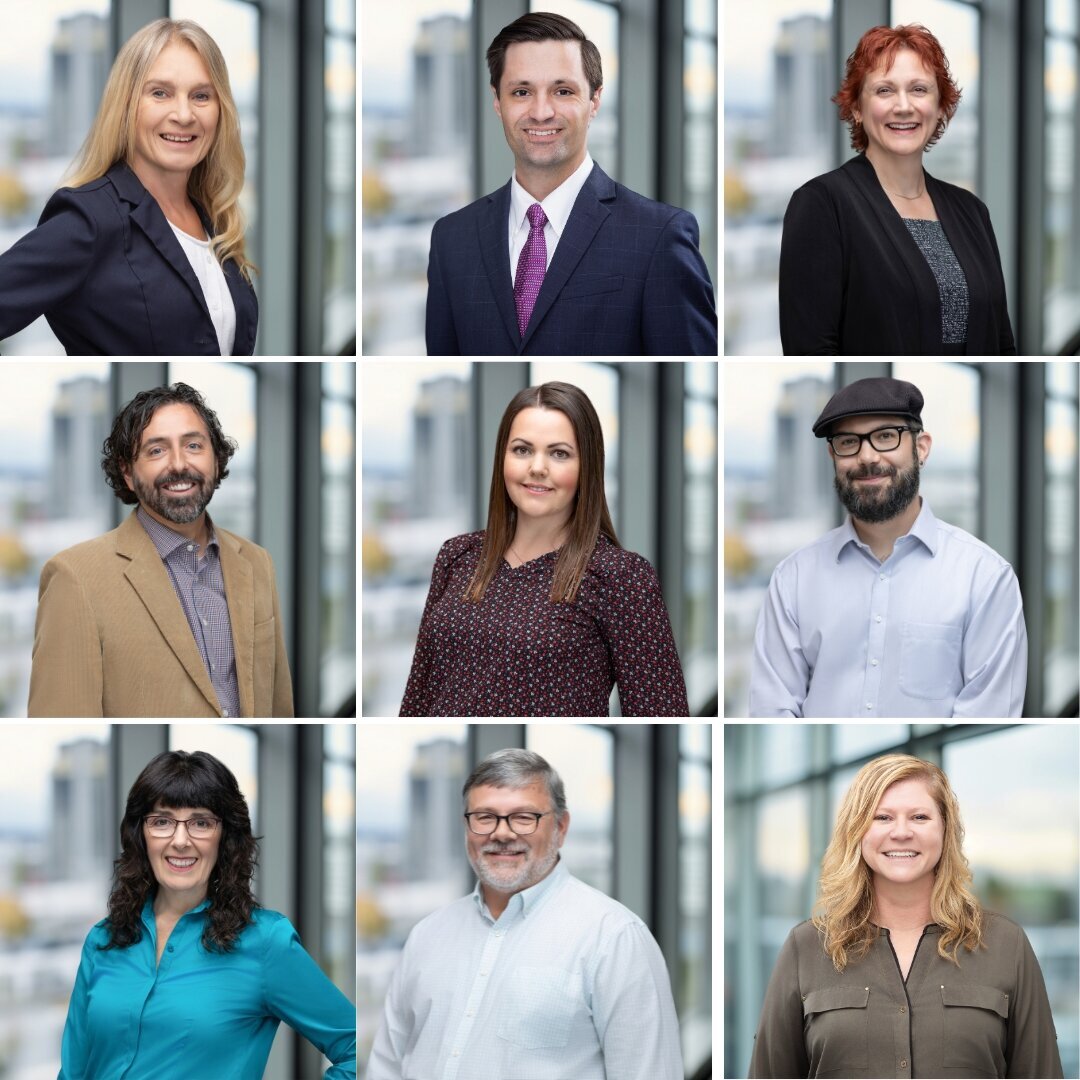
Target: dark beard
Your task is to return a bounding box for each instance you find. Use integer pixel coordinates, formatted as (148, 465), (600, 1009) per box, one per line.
(833, 449), (921, 524)
(132, 469), (214, 525)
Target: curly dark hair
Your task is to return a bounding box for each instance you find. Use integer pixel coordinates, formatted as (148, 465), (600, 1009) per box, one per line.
(101, 383), (238, 504)
(102, 750), (260, 953)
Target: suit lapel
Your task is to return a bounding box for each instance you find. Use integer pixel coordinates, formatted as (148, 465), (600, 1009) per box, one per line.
(520, 164), (613, 351)
(115, 513), (222, 716)
(217, 529), (255, 718)
(477, 181), (521, 348)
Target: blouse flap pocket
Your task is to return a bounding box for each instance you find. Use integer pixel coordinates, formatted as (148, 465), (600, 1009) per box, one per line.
(802, 986), (870, 1017)
(941, 982), (1009, 1019)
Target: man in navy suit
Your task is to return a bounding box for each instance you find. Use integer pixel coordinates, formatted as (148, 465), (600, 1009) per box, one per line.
(426, 12), (717, 356)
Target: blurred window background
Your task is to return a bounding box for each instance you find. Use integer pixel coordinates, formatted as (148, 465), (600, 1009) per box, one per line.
(725, 723), (1080, 1079)
(362, 361), (718, 718)
(358, 723), (712, 1077)
(169, 722), (259, 826)
(323, 724), (356, 997)
(684, 0), (718, 281)
(724, 360), (1079, 718)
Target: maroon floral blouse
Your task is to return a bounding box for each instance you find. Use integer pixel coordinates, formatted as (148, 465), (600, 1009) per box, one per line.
(399, 531), (689, 717)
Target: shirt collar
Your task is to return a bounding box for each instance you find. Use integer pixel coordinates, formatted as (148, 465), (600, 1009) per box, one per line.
(832, 497), (939, 562)
(510, 154), (594, 243)
(470, 856), (568, 923)
(137, 505), (219, 559)
(139, 894), (211, 932)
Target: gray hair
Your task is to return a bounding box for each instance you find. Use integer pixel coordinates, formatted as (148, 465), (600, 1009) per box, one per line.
(462, 749), (568, 820)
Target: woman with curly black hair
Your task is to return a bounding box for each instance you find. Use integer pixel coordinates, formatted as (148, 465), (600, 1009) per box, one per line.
(59, 750), (356, 1079)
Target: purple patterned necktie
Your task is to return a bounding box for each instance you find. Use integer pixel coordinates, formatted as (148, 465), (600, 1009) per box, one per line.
(514, 203), (548, 337)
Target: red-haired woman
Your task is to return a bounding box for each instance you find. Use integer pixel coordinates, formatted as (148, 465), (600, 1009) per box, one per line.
(400, 381), (690, 717)
(779, 24), (1014, 356)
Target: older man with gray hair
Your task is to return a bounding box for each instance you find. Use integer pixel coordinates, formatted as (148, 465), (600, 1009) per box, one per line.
(367, 748), (683, 1080)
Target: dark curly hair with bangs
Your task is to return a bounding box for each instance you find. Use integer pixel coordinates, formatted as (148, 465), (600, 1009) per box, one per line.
(101, 382), (238, 504)
(102, 750), (260, 953)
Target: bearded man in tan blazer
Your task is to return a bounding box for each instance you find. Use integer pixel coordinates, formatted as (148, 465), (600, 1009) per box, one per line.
(28, 382), (293, 718)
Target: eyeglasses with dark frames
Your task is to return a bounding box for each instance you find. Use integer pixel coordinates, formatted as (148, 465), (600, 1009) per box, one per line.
(464, 811), (552, 835)
(143, 813), (221, 839)
(827, 425), (917, 457)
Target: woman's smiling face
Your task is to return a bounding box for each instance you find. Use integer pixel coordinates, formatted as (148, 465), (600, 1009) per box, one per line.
(144, 803), (221, 904)
(503, 407), (580, 529)
(860, 778), (944, 888)
(855, 48), (942, 160)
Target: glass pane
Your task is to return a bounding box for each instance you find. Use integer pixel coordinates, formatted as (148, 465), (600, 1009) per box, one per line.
(327, 0), (355, 36)
(362, 2), (473, 355)
(324, 34), (357, 354)
(526, 724), (613, 894)
(892, 0), (980, 191)
(831, 724), (908, 763)
(323, 359), (356, 399)
(1043, 37), (1080, 353)
(530, 0), (619, 178)
(323, 730), (355, 998)
(759, 724), (810, 787)
(1044, 380), (1079, 715)
(357, 724), (469, 1069)
(685, 36), (717, 287)
(686, 0), (716, 37)
(169, 723), (259, 829)
(0, 1), (111, 354)
(724, 1), (832, 354)
(757, 786), (811, 922)
(361, 361), (473, 717)
(0, 724), (110, 1077)
(321, 392), (356, 717)
(169, 361), (257, 540)
(944, 726), (1080, 1079)
(171, 0), (261, 267)
(679, 758), (711, 1075)
(723, 361), (834, 716)
(0, 363), (111, 715)
(681, 721), (711, 761)
(893, 361), (979, 535)
(1047, 0), (1078, 36)
(530, 361), (619, 528)
(684, 392), (718, 715)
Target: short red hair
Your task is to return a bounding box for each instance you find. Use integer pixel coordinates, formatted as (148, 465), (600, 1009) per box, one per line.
(832, 24), (961, 153)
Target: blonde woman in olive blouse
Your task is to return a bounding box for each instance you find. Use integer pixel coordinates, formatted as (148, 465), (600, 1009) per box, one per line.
(750, 755), (1062, 1079)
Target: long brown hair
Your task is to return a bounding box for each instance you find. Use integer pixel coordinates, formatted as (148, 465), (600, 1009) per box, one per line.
(466, 381), (619, 603)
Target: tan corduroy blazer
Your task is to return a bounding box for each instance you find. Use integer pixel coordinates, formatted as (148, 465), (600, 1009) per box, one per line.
(28, 510), (293, 718)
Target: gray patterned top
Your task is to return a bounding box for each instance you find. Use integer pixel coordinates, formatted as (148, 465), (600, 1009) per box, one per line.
(903, 218), (969, 344)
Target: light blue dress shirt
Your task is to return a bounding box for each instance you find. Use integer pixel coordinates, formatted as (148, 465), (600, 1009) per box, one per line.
(367, 859), (683, 1080)
(749, 499), (1027, 718)
(59, 899), (356, 1080)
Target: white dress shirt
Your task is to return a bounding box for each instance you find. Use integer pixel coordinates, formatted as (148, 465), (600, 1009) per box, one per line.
(509, 153), (594, 287)
(168, 221), (237, 355)
(749, 498), (1028, 718)
(367, 859), (683, 1080)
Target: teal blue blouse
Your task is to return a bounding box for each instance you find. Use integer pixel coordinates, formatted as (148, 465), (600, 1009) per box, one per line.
(59, 899), (356, 1079)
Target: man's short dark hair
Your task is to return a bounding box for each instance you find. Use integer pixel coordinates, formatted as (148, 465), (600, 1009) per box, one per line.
(101, 382), (238, 505)
(486, 12), (603, 99)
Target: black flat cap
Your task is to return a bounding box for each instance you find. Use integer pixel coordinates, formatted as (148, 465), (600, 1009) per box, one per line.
(812, 377), (924, 437)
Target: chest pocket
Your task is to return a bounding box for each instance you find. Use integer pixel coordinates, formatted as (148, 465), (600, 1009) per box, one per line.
(496, 964), (582, 1050)
(899, 622), (963, 700)
(941, 982), (1009, 1071)
(803, 986), (870, 1073)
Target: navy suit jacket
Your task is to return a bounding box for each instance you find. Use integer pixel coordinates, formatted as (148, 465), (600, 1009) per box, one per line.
(0, 162), (257, 355)
(426, 163), (717, 355)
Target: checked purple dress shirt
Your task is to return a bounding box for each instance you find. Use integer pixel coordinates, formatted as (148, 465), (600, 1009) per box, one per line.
(137, 507), (241, 718)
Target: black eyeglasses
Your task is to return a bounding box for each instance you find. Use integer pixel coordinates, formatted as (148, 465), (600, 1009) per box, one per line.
(464, 812), (552, 835)
(827, 426), (916, 457)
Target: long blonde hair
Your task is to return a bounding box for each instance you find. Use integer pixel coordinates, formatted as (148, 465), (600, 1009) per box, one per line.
(813, 754), (983, 971)
(65, 18), (254, 281)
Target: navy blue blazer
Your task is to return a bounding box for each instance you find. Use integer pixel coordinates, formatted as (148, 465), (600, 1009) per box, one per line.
(0, 162), (257, 355)
(425, 163), (717, 355)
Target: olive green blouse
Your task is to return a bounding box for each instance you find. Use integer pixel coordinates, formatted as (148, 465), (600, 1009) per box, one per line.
(749, 913), (1063, 1079)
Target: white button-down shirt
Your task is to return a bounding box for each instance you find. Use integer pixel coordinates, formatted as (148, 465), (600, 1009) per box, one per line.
(367, 859), (683, 1080)
(749, 498), (1027, 718)
(508, 153), (594, 286)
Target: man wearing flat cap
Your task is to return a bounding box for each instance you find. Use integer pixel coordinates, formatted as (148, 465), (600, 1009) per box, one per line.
(750, 376), (1027, 718)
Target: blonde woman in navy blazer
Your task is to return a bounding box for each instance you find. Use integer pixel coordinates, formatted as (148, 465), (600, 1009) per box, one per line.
(0, 19), (256, 355)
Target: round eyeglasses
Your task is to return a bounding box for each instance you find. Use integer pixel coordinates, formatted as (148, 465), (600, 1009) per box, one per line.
(827, 426), (915, 457)
(143, 813), (220, 839)
(464, 811), (551, 835)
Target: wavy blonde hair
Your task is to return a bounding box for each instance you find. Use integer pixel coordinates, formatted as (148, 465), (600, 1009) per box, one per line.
(65, 18), (254, 281)
(813, 754), (983, 972)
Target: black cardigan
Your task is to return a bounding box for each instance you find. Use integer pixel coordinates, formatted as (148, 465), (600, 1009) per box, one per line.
(779, 153), (1015, 355)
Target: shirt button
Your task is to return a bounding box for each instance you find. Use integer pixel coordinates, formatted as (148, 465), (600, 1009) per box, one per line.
(466, 1010), (475, 1018)
(187, 544), (194, 551)
(866, 703), (872, 710)
(202, 619), (208, 626)
(875, 615), (882, 623)
(900, 1005), (906, 1013)
(167, 945), (174, 952)
(211, 663), (216, 672)
(222, 708), (230, 717)
(451, 1050), (460, 1057)
(900, 1060), (908, 1069)
(879, 574), (886, 581)
(871, 659), (878, 666)
(479, 971), (488, 977)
